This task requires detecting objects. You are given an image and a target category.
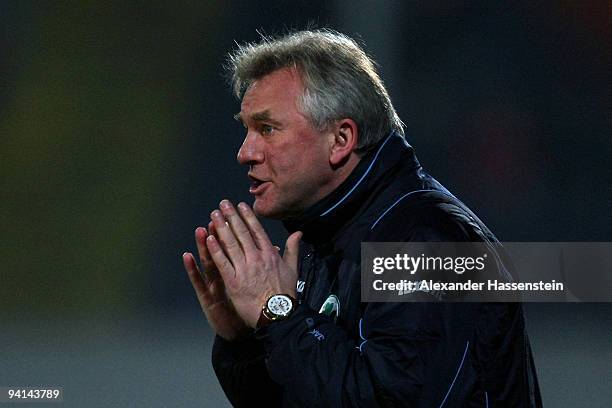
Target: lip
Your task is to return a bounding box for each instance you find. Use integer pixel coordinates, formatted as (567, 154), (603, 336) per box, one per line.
(248, 174), (270, 195)
(249, 181), (270, 195)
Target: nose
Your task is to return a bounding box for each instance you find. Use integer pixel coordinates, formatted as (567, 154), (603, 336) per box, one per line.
(237, 131), (264, 165)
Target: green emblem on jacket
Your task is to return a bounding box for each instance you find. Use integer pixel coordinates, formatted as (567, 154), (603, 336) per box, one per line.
(319, 294), (340, 322)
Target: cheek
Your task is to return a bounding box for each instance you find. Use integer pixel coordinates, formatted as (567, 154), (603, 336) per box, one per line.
(289, 155), (328, 190)
(269, 147), (302, 174)
(270, 140), (329, 185)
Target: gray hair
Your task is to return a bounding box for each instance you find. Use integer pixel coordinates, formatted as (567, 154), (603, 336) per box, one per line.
(226, 29), (405, 152)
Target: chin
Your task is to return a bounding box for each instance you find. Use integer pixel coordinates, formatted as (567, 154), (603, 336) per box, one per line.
(252, 200), (279, 219)
(253, 199), (293, 220)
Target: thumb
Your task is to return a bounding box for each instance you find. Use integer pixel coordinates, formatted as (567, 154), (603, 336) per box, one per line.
(282, 231), (303, 271)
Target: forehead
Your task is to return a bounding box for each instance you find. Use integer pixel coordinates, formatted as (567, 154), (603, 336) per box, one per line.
(240, 67), (305, 118)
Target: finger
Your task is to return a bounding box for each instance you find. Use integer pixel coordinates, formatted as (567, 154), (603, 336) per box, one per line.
(219, 200), (257, 254)
(236, 202), (273, 250)
(182, 252), (212, 304)
(211, 210), (246, 268)
(274, 245), (281, 252)
(206, 234), (237, 281)
(195, 227), (212, 266)
(195, 227), (218, 283)
(283, 231), (303, 271)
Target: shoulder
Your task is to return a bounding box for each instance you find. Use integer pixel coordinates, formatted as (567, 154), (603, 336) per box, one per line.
(366, 190), (489, 242)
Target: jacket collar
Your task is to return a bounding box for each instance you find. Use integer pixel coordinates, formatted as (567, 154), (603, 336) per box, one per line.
(283, 130), (420, 244)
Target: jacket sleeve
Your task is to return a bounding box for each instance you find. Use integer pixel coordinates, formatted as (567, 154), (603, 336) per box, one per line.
(212, 334), (283, 407)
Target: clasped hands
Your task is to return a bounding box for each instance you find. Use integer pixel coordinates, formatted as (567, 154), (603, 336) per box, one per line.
(182, 200), (302, 340)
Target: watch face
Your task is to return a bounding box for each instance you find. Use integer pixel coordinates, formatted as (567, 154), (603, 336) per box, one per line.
(267, 295), (293, 317)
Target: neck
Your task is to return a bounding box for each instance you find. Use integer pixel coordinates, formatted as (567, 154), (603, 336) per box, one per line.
(320, 153), (362, 202)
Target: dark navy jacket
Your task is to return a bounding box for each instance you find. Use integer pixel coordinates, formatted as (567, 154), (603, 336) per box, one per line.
(212, 131), (542, 407)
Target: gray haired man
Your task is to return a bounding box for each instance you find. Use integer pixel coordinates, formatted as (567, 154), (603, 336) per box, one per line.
(183, 30), (541, 407)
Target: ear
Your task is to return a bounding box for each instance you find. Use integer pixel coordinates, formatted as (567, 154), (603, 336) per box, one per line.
(329, 119), (358, 167)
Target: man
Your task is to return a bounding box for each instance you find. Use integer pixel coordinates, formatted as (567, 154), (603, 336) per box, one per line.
(182, 30), (541, 407)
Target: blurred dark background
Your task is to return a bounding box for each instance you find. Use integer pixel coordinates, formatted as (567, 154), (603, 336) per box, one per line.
(1, 1), (611, 406)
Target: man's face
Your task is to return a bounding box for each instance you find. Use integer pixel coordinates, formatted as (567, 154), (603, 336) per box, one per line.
(236, 67), (333, 219)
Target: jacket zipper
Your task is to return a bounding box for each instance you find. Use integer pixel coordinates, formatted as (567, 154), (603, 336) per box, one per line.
(299, 251), (314, 305)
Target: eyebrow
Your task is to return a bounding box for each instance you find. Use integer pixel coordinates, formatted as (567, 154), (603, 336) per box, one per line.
(233, 110), (282, 126)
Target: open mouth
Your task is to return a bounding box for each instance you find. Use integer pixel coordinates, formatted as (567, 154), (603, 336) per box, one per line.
(248, 174), (269, 194)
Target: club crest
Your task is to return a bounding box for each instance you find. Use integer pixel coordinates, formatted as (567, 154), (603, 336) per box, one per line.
(318, 294), (340, 322)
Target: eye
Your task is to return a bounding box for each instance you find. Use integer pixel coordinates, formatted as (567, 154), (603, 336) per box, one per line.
(261, 124), (274, 135)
